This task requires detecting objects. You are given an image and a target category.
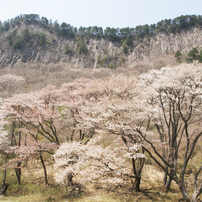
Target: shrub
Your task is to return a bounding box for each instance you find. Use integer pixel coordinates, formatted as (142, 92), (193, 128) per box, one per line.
(97, 54), (101, 63)
(77, 38), (88, 54)
(38, 33), (46, 44)
(175, 50), (182, 62)
(122, 43), (128, 54)
(121, 57), (126, 63)
(22, 29), (30, 42)
(12, 38), (24, 49)
(6, 30), (17, 46)
(186, 48), (202, 63)
(64, 44), (71, 54)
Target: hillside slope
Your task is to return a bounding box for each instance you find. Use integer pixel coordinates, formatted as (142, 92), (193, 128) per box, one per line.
(0, 21), (202, 69)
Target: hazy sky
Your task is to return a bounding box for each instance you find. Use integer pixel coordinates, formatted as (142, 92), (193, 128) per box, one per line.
(1, 0), (202, 28)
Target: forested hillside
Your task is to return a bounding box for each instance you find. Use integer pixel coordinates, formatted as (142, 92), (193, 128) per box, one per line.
(0, 14), (202, 69)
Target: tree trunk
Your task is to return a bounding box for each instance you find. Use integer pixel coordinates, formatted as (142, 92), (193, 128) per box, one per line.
(39, 152), (48, 185)
(10, 122), (17, 146)
(67, 173), (73, 187)
(166, 144), (177, 191)
(18, 131), (21, 146)
(191, 167), (202, 202)
(135, 176), (141, 192)
(166, 161), (177, 191)
(191, 192), (199, 202)
(179, 182), (190, 201)
(1, 154), (9, 196)
(0, 183), (9, 196)
(66, 173), (74, 195)
(24, 134), (27, 146)
(166, 175), (173, 191)
(163, 167), (168, 185)
(79, 130), (84, 141)
(191, 183), (202, 202)
(15, 161), (22, 185)
(70, 123), (76, 141)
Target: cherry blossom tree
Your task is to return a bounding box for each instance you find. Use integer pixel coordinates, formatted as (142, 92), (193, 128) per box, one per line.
(1, 85), (61, 185)
(56, 78), (97, 142)
(6, 142), (57, 185)
(0, 98), (9, 150)
(59, 75), (147, 191)
(0, 98), (9, 196)
(137, 63), (202, 201)
(53, 138), (145, 194)
(1, 85), (61, 145)
(0, 79), (98, 188)
(63, 66), (202, 200)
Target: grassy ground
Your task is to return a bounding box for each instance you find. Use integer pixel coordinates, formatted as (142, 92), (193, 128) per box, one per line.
(0, 161), (191, 202)
(0, 183), (183, 202)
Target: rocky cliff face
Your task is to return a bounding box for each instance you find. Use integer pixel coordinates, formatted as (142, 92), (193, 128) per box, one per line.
(0, 25), (202, 69)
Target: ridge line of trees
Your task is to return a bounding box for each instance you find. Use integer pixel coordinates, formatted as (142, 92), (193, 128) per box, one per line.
(0, 14), (202, 42)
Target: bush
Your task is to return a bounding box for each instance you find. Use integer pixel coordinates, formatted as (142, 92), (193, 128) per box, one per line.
(22, 29), (30, 42)
(38, 33), (46, 45)
(6, 30), (17, 46)
(12, 38), (24, 49)
(97, 55), (101, 63)
(64, 44), (71, 54)
(175, 50), (182, 62)
(101, 56), (107, 67)
(188, 48), (198, 60)
(122, 43), (128, 54)
(6, 29), (31, 49)
(121, 57), (126, 63)
(109, 63), (116, 69)
(197, 50), (202, 62)
(186, 48), (202, 63)
(77, 38), (88, 54)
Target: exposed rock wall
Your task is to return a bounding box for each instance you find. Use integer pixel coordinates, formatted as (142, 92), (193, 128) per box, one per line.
(0, 26), (202, 69)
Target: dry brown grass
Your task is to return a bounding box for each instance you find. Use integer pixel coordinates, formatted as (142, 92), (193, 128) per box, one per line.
(0, 156), (195, 202)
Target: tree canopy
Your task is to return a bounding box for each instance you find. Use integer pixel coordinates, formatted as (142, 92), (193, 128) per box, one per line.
(1, 14), (202, 42)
